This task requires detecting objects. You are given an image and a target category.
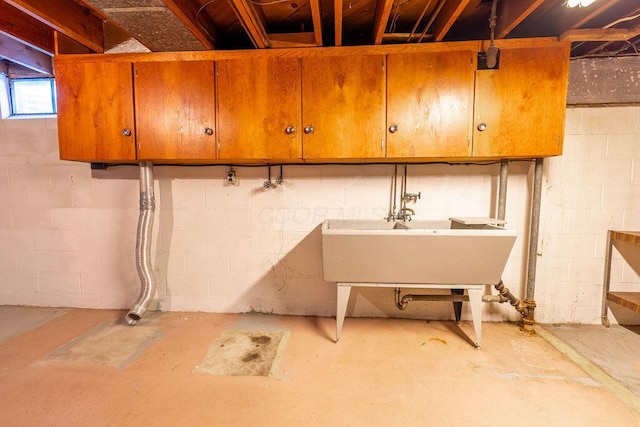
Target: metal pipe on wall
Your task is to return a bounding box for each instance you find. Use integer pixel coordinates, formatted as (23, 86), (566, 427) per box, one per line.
(497, 160), (508, 221)
(126, 161), (156, 326)
(523, 158), (544, 330)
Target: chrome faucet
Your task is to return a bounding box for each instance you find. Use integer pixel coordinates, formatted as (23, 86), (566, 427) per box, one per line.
(397, 207), (415, 221)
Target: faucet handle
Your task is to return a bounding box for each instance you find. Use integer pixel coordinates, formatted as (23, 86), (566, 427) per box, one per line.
(403, 192), (421, 202)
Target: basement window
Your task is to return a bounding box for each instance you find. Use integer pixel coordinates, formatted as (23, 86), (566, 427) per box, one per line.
(8, 78), (57, 116)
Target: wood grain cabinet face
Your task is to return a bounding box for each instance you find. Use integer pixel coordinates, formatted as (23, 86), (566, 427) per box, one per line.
(134, 61), (216, 160)
(386, 51), (475, 158)
(472, 46), (569, 158)
(56, 61), (136, 162)
(301, 55), (386, 160)
(217, 57), (301, 160)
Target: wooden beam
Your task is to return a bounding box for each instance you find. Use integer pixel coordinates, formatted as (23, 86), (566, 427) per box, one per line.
(162, 0), (216, 49)
(5, 0), (104, 52)
(0, 33), (52, 74)
(561, 26), (640, 42)
(0, 2), (54, 54)
(432, 0), (471, 42)
(309, 0), (323, 46)
(496, 0), (545, 39)
(372, 0), (394, 45)
(269, 32), (316, 48)
(54, 31), (92, 55)
(228, 0), (270, 48)
(335, 0), (343, 46)
(383, 32), (434, 42)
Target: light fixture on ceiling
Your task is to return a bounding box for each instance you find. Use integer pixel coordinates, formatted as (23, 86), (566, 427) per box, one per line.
(565, 0), (597, 7)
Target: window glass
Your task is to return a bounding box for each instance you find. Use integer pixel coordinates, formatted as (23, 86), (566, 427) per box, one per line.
(10, 78), (56, 115)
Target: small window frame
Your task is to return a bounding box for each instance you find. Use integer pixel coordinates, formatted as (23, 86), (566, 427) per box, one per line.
(8, 77), (57, 117)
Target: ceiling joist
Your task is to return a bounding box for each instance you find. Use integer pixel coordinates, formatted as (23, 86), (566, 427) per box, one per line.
(162, 0), (216, 49)
(0, 32), (52, 74)
(228, 0), (270, 48)
(0, 2), (54, 54)
(372, 0), (394, 45)
(496, 0), (545, 39)
(432, 0), (471, 42)
(335, 0), (343, 46)
(4, 0), (104, 53)
(309, 0), (323, 47)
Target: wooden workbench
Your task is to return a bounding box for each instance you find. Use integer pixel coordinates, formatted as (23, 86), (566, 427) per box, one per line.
(602, 230), (640, 326)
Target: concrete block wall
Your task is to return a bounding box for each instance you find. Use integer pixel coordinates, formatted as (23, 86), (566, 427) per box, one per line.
(0, 106), (639, 324)
(537, 106), (640, 324)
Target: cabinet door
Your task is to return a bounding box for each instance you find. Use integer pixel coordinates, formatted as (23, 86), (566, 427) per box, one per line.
(301, 55), (386, 160)
(56, 61), (136, 161)
(473, 46), (569, 158)
(135, 61), (216, 160)
(217, 57), (301, 160)
(387, 51), (474, 158)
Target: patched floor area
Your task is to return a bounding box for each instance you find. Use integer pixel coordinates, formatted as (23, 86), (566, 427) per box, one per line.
(37, 318), (162, 368)
(0, 306), (66, 345)
(194, 330), (289, 376)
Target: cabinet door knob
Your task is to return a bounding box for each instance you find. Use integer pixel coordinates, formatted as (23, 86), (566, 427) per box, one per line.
(304, 125), (314, 134)
(204, 127), (214, 136)
(122, 128), (132, 137)
(477, 123), (487, 132)
(389, 124), (398, 133)
(285, 126), (296, 135)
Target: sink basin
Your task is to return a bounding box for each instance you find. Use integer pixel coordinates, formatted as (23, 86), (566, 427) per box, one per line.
(321, 219), (516, 285)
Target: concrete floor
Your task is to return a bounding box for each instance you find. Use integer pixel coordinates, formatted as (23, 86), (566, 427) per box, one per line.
(1, 306), (639, 426)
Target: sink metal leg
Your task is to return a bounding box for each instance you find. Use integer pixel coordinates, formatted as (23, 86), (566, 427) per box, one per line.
(336, 283), (352, 342)
(467, 288), (483, 348)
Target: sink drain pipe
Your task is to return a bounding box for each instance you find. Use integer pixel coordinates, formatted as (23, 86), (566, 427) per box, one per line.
(495, 160), (527, 317)
(393, 159), (539, 323)
(522, 158), (544, 331)
(126, 161), (156, 326)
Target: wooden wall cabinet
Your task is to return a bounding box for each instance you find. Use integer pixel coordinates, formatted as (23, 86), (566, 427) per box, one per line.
(216, 57), (301, 161)
(472, 46), (569, 158)
(386, 50), (475, 159)
(301, 55), (386, 160)
(134, 61), (216, 161)
(55, 39), (570, 164)
(56, 61), (136, 162)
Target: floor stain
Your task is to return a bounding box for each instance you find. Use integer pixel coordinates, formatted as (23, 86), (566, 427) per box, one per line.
(195, 330), (289, 377)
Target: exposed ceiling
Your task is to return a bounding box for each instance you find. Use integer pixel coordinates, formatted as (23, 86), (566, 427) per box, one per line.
(1, 0), (640, 76)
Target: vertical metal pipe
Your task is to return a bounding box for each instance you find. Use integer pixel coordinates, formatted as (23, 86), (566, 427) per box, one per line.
(497, 160), (508, 221)
(126, 161), (156, 325)
(523, 158), (544, 330)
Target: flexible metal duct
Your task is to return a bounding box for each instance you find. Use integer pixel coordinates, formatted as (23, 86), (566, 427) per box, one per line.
(126, 161), (156, 325)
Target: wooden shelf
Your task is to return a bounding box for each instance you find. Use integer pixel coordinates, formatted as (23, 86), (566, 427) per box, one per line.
(607, 292), (640, 314)
(602, 230), (640, 326)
